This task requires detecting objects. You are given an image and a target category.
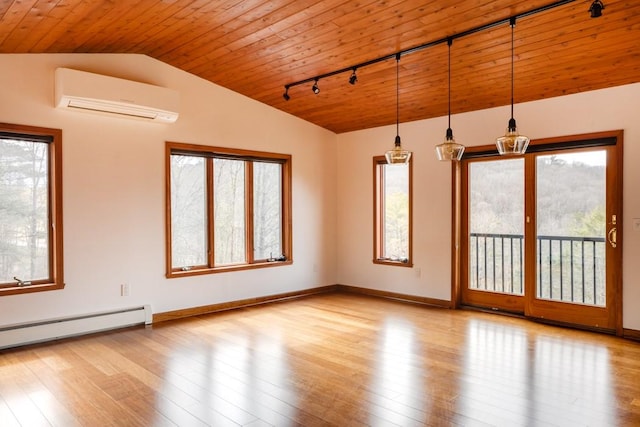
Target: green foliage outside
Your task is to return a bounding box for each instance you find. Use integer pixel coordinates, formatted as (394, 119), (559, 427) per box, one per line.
(384, 192), (408, 260)
(382, 164), (409, 261)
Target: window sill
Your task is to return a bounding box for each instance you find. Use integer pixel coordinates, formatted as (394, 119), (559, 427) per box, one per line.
(167, 259), (293, 278)
(373, 259), (413, 268)
(0, 282), (65, 296)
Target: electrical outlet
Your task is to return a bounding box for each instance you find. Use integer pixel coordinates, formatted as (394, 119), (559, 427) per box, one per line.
(634, 218), (640, 232)
(120, 283), (130, 296)
(415, 267), (421, 278)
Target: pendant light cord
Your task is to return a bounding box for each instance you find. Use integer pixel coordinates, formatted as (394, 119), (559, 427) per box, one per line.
(396, 53), (400, 140)
(510, 17), (516, 121)
(447, 37), (452, 130)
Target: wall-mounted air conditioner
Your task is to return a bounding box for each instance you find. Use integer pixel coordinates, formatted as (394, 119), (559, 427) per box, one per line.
(54, 68), (180, 123)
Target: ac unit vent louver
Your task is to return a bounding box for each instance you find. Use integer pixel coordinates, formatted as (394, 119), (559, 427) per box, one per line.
(54, 68), (179, 123)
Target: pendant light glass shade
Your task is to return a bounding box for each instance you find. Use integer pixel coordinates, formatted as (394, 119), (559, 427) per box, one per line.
(386, 135), (412, 163)
(435, 128), (465, 161)
(496, 18), (529, 156)
(435, 38), (464, 161)
(385, 54), (411, 164)
(496, 118), (530, 155)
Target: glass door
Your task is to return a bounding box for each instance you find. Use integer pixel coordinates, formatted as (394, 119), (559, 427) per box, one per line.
(525, 147), (618, 330)
(461, 158), (525, 313)
(460, 133), (621, 332)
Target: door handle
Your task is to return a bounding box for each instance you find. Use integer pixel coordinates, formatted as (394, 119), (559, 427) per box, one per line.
(608, 227), (617, 248)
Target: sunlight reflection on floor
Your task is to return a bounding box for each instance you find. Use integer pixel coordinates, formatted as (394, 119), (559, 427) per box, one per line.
(458, 318), (616, 426)
(160, 329), (298, 426)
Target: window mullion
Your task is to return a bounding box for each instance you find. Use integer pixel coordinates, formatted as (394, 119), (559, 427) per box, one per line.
(407, 158), (413, 265)
(52, 129), (63, 285)
(379, 163), (386, 258)
(207, 158), (215, 268)
(47, 142), (56, 283)
(373, 159), (381, 261)
(280, 163), (288, 259)
(245, 161), (255, 264)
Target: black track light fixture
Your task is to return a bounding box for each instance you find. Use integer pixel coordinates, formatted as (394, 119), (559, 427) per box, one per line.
(589, 0), (604, 18)
(349, 68), (358, 85)
(283, 1), (578, 100)
(283, 85), (290, 101)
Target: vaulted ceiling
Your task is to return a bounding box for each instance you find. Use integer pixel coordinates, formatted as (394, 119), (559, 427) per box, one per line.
(1, 0), (638, 133)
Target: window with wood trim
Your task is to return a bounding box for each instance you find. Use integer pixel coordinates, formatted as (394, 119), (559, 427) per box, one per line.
(373, 156), (413, 266)
(166, 142), (292, 277)
(0, 123), (64, 295)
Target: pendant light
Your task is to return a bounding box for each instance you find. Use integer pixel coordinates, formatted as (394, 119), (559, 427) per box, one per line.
(496, 17), (530, 155)
(385, 53), (412, 164)
(435, 37), (465, 161)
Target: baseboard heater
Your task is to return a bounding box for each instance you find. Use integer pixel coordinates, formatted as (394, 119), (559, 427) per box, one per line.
(0, 305), (152, 350)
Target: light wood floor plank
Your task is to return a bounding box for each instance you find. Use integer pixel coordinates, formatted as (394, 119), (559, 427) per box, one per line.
(0, 395), (23, 427)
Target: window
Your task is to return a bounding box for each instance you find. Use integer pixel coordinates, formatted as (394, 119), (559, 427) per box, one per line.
(0, 123), (63, 295)
(373, 156), (412, 266)
(166, 142), (292, 277)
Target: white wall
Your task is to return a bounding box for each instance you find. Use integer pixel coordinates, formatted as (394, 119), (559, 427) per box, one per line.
(336, 83), (640, 330)
(0, 54), (337, 325)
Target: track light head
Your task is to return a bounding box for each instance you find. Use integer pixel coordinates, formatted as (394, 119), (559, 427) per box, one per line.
(283, 86), (290, 101)
(349, 69), (358, 85)
(589, 0), (604, 18)
(312, 79), (320, 94)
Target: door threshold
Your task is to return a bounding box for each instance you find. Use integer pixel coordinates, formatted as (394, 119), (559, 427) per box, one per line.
(461, 304), (617, 336)
(460, 304), (524, 319)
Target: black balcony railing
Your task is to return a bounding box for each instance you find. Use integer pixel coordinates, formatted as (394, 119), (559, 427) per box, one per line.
(469, 233), (606, 306)
(470, 233), (524, 295)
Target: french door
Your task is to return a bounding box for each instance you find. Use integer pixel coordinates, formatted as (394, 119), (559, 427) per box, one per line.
(459, 132), (622, 332)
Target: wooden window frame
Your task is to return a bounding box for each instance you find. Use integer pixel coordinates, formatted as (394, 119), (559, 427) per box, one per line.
(165, 141), (292, 278)
(373, 155), (413, 267)
(0, 123), (64, 296)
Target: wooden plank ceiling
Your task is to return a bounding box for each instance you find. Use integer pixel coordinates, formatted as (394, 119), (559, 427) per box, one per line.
(0, 0), (638, 134)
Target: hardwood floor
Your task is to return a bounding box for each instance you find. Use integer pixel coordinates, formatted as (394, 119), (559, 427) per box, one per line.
(1, 292), (640, 426)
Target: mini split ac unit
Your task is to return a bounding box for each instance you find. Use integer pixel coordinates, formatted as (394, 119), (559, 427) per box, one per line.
(54, 68), (180, 123)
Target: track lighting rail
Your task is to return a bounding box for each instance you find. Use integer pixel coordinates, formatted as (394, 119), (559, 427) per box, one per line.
(283, 0), (576, 99)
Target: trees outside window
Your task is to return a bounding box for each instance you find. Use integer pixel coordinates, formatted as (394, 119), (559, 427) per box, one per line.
(213, 158), (246, 265)
(0, 123), (63, 295)
(166, 142), (291, 277)
(373, 156), (412, 267)
(253, 161), (283, 261)
(170, 154), (207, 268)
